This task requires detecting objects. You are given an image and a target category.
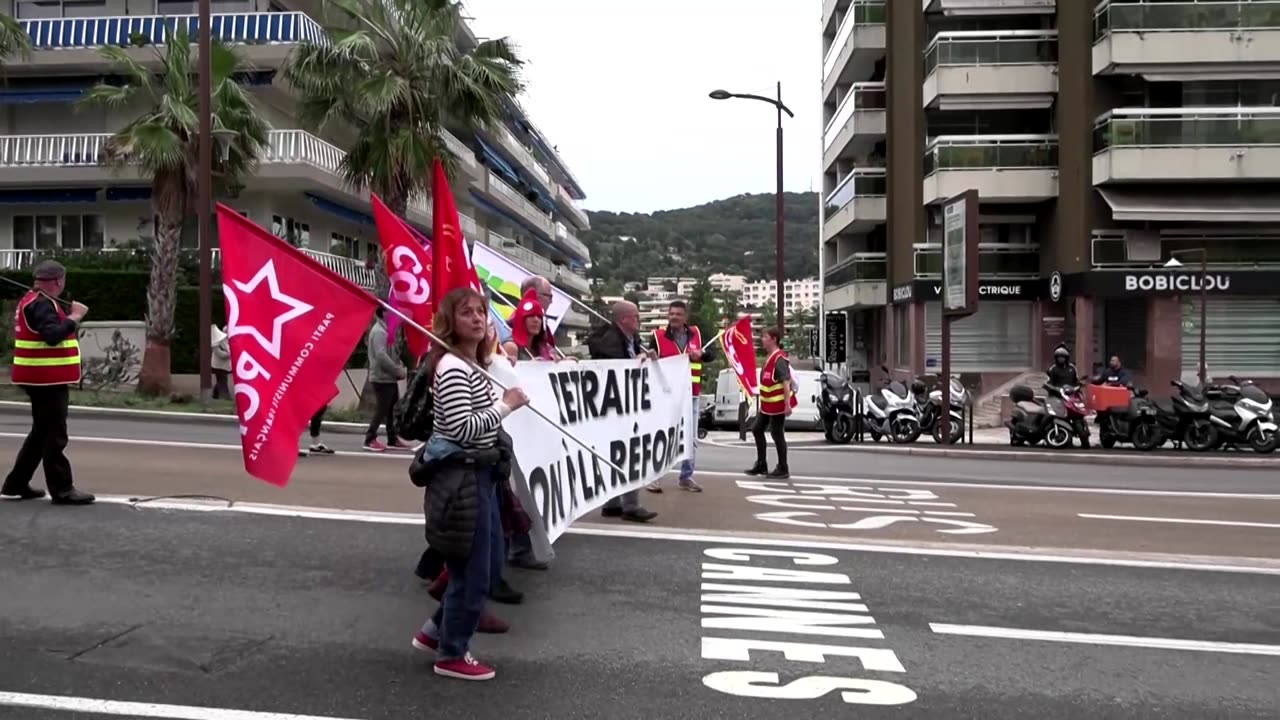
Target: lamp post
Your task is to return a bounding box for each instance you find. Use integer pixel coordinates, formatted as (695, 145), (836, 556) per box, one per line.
(1164, 248), (1208, 384)
(196, 0), (213, 404)
(709, 83), (794, 339)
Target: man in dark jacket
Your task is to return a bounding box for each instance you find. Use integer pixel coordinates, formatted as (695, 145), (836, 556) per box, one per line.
(587, 301), (658, 523)
(1095, 355), (1133, 387)
(1046, 343), (1079, 388)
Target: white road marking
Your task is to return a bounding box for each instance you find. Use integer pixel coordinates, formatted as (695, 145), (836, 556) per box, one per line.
(928, 624), (1280, 657)
(3, 432), (1274, 499)
(86, 495), (1280, 576)
(1079, 513), (1280, 530)
(0, 690), (365, 719)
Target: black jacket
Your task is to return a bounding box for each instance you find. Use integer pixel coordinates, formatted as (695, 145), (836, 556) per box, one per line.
(24, 295), (78, 345)
(1046, 362), (1080, 388)
(413, 432), (514, 560)
(587, 323), (649, 360)
(1094, 367), (1133, 386)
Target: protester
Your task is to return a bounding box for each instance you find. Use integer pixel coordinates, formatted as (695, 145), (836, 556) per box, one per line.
(364, 306), (412, 452)
(211, 325), (232, 400)
(502, 287), (556, 361)
(299, 405), (335, 457)
(647, 300), (710, 493)
(745, 327), (792, 480)
(1, 260), (94, 505)
(412, 287), (530, 681)
(587, 301), (658, 523)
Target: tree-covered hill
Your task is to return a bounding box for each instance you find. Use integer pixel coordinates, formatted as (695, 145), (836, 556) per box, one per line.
(582, 192), (819, 289)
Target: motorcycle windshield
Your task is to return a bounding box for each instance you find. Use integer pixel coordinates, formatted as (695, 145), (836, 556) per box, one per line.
(887, 381), (909, 398)
(1242, 385), (1270, 404)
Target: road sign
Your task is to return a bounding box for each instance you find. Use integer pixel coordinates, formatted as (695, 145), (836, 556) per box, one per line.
(942, 189), (979, 318)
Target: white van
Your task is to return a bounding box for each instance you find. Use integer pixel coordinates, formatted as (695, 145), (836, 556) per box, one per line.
(712, 368), (821, 431)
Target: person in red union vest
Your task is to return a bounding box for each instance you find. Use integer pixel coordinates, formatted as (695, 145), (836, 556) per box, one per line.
(745, 327), (794, 480)
(1, 261), (95, 504)
(648, 300), (712, 493)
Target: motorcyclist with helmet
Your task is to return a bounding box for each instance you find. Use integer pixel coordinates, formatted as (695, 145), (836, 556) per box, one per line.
(1046, 343), (1080, 388)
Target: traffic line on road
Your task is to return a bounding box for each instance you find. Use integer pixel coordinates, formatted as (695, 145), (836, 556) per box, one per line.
(0, 690), (365, 720)
(928, 623), (1280, 657)
(87, 495), (1280, 576)
(1079, 513), (1280, 529)
(0, 432), (408, 461)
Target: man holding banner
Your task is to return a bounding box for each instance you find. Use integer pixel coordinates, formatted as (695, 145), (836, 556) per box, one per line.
(648, 300), (711, 493)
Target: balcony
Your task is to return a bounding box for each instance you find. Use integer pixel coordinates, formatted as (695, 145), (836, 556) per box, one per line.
(443, 131), (482, 182)
(922, 135), (1058, 204)
(823, 82), (886, 169)
(823, 252), (887, 309)
(914, 244), (1041, 278)
(555, 221), (591, 263)
(553, 184), (591, 230)
(484, 170), (553, 237)
(1093, 107), (1280, 183)
(1092, 232), (1280, 269)
(555, 265), (592, 296)
(1093, 1), (1280, 79)
(923, 0), (1055, 14)
(494, 126), (551, 192)
(823, 168), (886, 240)
(458, 211), (478, 240)
(16, 12), (322, 70)
(488, 232), (556, 276)
(823, 0), (886, 99)
(923, 30), (1058, 110)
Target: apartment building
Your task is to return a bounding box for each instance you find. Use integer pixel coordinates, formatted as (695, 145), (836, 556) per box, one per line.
(0, 0), (593, 333)
(741, 277), (821, 315)
(820, 0), (1280, 390)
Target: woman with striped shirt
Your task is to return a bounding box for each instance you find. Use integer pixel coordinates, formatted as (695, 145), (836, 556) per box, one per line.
(412, 288), (528, 681)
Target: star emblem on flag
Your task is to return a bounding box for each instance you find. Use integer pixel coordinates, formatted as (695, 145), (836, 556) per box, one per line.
(224, 259), (314, 359)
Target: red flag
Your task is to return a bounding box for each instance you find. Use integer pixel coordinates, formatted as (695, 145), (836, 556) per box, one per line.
(371, 193), (432, 360)
(216, 204), (377, 487)
(431, 157), (484, 305)
(721, 316), (759, 397)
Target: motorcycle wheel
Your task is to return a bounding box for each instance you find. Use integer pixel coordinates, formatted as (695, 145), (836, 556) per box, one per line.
(832, 415), (855, 445)
(1045, 422), (1073, 449)
(1248, 425), (1277, 455)
(1100, 434), (1116, 449)
(1183, 421), (1218, 452)
(892, 418), (922, 444)
(1130, 420), (1160, 452)
(933, 417), (963, 444)
(697, 427), (708, 440)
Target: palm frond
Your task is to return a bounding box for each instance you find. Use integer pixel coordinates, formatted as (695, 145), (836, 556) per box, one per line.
(0, 12), (33, 63)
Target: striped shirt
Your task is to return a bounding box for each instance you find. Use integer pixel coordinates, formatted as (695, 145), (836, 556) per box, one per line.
(432, 353), (512, 449)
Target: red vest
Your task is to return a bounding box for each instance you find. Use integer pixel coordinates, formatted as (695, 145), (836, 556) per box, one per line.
(11, 291), (81, 386)
(652, 325), (703, 396)
(759, 349), (796, 416)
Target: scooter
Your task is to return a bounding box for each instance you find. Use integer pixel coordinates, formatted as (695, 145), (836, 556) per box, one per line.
(697, 401), (714, 440)
(817, 371), (857, 444)
(1204, 376), (1277, 454)
(1006, 383), (1075, 449)
(1091, 384), (1161, 451)
(1155, 380), (1216, 452)
(863, 366), (922, 443)
(914, 376), (968, 444)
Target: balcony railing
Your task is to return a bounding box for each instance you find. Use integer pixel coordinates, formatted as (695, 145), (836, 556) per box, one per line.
(554, 184), (591, 228)
(825, 168), (886, 214)
(555, 221), (591, 262)
(556, 265), (592, 295)
(443, 131), (477, 173)
(823, 0), (885, 78)
(265, 129), (345, 175)
(924, 30), (1058, 74)
(489, 232), (556, 276)
(914, 244), (1041, 278)
(458, 212), (478, 239)
(1094, 0), (1280, 41)
(487, 171), (552, 235)
(824, 252), (887, 290)
(823, 82), (886, 150)
(1093, 107), (1280, 151)
(1091, 234), (1280, 269)
(19, 11), (325, 50)
(498, 126), (550, 187)
(924, 134), (1059, 175)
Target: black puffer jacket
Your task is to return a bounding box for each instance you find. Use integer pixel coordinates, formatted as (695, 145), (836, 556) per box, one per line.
(415, 433), (514, 560)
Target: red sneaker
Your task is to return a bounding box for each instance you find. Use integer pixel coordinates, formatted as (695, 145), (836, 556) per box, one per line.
(477, 610), (509, 634)
(434, 653), (495, 681)
(411, 631), (437, 652)
(363, 440), (387, 453)
(389, 440), (415, 451)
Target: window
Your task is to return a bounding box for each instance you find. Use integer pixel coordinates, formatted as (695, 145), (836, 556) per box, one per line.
(894, 304), (911, 368)
(271, 215), (310, 248)
(15, 0), (106, 18)
(329, 232), (359, 259)
(11, 213), (104, 250)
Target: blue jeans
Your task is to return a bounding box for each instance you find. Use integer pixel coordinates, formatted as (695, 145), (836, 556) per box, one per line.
(680, 398), (699, 482)
(424, 467), (503, 659)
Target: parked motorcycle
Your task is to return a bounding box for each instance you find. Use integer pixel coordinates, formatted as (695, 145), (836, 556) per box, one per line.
(1090, 383), (1161, 451)
(697, 401), (714, 440)
(817, 371), (857, 444)
(864, 366), (922, 443)
(1053, 383), (1092, 449)
(1155, 380), (1216, 452)
(914, 376), (968, 444)
(1204, 376), (1277, 454)
(1006, 383), (1077, 449)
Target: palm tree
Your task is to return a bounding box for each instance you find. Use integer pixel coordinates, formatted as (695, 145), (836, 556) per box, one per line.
(79, 28), (269, 396)
(284, 0), (524, 218)
(0, 13), (32, 66)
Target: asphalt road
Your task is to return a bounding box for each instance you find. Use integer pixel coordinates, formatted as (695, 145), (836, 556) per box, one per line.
(0, 503), (1276, 720)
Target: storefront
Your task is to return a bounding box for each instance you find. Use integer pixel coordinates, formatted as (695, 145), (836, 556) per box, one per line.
(891, 278), (1045, 374)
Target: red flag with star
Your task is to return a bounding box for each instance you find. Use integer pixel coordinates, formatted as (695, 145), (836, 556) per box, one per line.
(431, 157), (484, 314)
(371, 193), (433, 360)
(216, 204), (377, 487)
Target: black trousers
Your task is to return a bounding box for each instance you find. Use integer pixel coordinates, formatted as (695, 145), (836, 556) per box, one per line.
(365, 382), (400, 444)
(2, 385), (73, 497)
(752, 412), (788, 470)
(738, 401), (749, 441)
(212, 370), (231, 400)
(310, 405), (327, 439)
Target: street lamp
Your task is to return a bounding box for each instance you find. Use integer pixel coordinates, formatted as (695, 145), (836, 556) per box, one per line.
(196, 0), (214, 404)
(1165, 248), (1208, 384)
(709, 83), (794, 339)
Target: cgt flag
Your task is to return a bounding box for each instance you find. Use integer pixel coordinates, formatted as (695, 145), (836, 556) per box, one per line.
(216, 204), (378, 487)
(720, 316), (759, 397)
(371, 193), (432, 361)
(431, 157), (485, 304)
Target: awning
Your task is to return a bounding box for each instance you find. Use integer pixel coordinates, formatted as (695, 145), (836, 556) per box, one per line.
(0, 189), (98, 204)
(1098, 187), (1280, 223)
(0, 87), (87, 104)
(305, 193), (373, 226)
(476, 138), (520, 186)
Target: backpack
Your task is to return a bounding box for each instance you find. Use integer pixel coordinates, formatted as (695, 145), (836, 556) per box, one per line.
(394, 359), (435, 442)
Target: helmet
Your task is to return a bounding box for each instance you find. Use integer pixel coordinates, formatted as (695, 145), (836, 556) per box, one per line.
(1053, 344), (1070, 359)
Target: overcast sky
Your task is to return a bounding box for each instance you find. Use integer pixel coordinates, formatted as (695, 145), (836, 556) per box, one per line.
(463, 0), (820, 214)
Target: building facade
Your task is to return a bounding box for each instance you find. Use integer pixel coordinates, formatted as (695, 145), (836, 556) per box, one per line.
(820, 0), (1280, 391)
(741, 277), (821, 315)
(0, 0), (592, 333)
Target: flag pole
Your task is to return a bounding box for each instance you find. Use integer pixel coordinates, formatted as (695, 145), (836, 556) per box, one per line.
(376, 298), (627, 479)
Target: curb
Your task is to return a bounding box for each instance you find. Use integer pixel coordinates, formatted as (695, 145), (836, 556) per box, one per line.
(0, 401), (368, 435)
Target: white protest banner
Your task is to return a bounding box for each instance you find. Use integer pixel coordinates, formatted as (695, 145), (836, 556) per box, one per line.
(502, 356), (692, 543)
(471, 242), (574, 332)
